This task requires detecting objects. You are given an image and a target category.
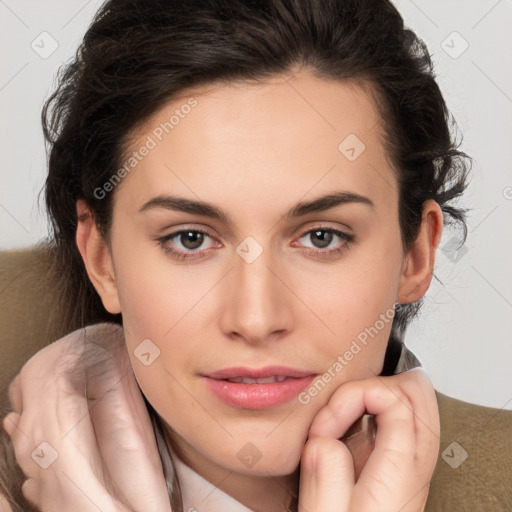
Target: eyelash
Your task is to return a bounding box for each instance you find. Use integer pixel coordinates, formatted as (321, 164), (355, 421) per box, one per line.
(156, 226), (355, 261)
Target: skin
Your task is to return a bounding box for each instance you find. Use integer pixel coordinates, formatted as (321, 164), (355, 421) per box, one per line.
(3, 325), (172, 512)
(71, 68), (441, 511)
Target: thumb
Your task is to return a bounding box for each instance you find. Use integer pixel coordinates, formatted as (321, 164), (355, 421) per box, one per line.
(299, 437), (354, 511)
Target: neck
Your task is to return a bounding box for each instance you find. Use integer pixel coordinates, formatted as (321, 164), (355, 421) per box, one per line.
(214, 466), (299, 512)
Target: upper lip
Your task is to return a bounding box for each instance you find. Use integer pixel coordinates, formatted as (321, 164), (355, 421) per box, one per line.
(202, 366), (316, 380)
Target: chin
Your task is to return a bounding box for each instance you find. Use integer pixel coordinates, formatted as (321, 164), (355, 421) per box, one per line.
(222, 443), (303, 477)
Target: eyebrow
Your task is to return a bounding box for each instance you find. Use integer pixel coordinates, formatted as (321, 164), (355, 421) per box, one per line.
(138, 191), (374, 224)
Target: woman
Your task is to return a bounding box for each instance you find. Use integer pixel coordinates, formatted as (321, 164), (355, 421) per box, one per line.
(1, 0), (501, 510)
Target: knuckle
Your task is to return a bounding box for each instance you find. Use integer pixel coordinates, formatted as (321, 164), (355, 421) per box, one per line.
(302, 436), (327, 460)
(21, 478), (39, 506)
(303, 436), (348, 472)
(375, 383), (412, 411)
(401, 367), (432, 389)
(398, 369), (436, 402)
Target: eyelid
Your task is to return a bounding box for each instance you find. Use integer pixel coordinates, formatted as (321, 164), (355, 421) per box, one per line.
(160, 226), (220, 247)
(293, 225), (354, 251)
(157, 223), (354, 260)
(297, 221), (354, 236)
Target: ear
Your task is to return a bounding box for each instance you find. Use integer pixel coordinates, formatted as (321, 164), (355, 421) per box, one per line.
(397, 199), (444, 304)
(75, 199), (121, 314)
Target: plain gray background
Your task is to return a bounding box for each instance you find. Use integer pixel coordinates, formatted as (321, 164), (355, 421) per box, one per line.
(1, 0), (511, 409)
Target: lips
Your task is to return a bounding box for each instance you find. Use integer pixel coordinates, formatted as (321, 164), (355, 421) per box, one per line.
(203, 365), (315, 380)
(224, 375), (289, 384)
(200, 366), (316, 409)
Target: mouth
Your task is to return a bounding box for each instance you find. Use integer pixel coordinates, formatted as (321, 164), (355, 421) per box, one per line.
(200, 366), (316, 409)
(222, 375), (292, 384)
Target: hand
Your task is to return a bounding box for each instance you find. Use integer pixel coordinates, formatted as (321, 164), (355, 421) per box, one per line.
(2, 323), (172, 512)
(299, 368), (440, 512)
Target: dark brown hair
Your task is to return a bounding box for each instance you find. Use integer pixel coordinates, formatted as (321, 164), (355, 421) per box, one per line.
(42, 0), (470, 342)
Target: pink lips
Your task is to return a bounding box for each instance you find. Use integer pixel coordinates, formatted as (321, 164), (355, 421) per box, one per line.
(201, 365), (316, 409)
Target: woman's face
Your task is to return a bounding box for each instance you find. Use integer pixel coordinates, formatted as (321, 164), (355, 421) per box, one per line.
(102, 70), (410, 479)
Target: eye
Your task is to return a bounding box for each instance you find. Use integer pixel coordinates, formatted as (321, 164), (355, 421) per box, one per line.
(294, 226), (355, 257)
(157, 228), (219, 260)
(157, 225), (355, 261)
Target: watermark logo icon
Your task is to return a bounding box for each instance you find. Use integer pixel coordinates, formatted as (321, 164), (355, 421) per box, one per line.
(31, 441), (58, 469)
(31, 32), (59, 59)
(441, 31), (469, 59)
(441, 441), (468, 469)
(237, 442), (262, 468)
(236, 236), (263, 264)
(338, 134), (366, 161)
(442, 236), (468, 263)
(134, 338), (161, 366)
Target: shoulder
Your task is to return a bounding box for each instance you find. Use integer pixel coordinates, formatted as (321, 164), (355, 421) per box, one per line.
(425, 391), (512, 511)
(0, 247), (61, 395)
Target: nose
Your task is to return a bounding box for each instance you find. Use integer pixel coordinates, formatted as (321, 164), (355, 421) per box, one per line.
(219, 241), (294, 345)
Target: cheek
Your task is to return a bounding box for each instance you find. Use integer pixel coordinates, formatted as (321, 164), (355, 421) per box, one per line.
(291, 244), (402, 375)
(114, 269), (198, 410)
(300, 258), (400, 326)
(113, 240), (206, 339)
(109, 245), (197, 406)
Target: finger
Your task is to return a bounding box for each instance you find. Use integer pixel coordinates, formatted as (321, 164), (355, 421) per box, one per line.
(2, 413), (20, 437)
(4, 415), (42, 481)
(311, 370), (438, 512)
(384, 368), (440, 470)
(9, 371), (103, 484)
(307, 372), (418, 505)
(362, 369), (439, 472)
(309, 376), (416, 458)
(21, 479), (40, 509)
(299, 437), (353, 511)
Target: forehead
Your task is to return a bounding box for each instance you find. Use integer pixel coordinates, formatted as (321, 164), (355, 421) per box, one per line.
(115, 70), (397, 216)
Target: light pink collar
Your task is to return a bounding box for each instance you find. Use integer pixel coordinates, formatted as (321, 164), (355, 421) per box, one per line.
(170, 451), (256, 512)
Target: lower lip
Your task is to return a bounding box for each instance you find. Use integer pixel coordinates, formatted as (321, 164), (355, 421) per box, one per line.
(202, 375), (316, 409)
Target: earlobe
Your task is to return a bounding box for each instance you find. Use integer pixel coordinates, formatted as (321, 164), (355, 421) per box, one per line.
(75, 200), (121, 314)
(397, 200), (443, 304)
